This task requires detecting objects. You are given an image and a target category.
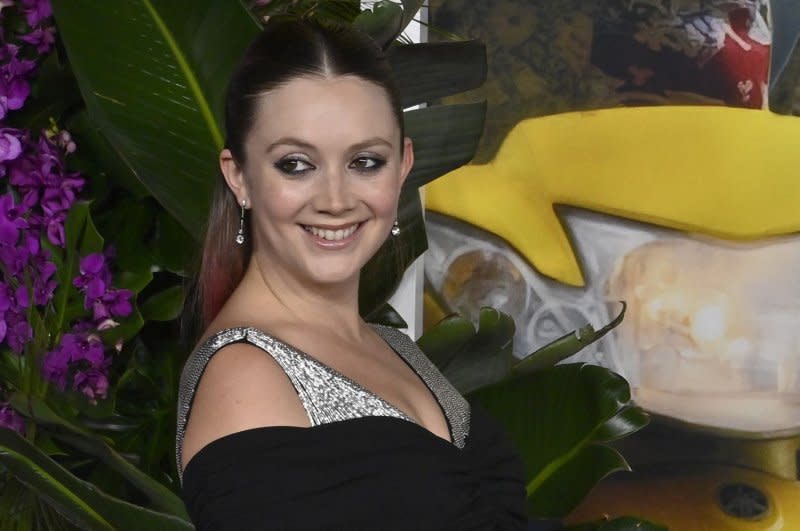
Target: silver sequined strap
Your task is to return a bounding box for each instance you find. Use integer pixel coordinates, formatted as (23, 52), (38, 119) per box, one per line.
(371, 325), (471, 449)
(176, 327), (248, 482)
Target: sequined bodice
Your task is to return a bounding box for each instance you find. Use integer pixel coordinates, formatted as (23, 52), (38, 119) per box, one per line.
(175, 324), (470, 483)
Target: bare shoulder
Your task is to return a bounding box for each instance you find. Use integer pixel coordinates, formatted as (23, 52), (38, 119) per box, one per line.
(180, 341), (309, 472)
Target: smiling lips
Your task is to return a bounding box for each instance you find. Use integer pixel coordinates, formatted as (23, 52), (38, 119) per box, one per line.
(302, 222), (361, 243)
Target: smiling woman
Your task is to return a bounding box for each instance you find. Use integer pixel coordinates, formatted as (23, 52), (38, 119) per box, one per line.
(220, 74), (412, 287)
(175, 16), (527, 531)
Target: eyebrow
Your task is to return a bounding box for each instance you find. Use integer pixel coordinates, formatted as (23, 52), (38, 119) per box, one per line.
(266, 136), (394, 153)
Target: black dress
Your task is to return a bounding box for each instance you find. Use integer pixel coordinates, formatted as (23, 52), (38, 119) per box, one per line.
(176, 325), (527, 530)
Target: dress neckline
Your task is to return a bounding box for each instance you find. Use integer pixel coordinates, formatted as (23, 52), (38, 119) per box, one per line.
(204, 324), (455, 445)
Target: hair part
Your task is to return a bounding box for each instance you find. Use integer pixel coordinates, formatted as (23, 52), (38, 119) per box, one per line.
(186, 17), (406, 336)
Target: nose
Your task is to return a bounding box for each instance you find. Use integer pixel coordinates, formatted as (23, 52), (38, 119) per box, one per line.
(314, 170), (355, 214)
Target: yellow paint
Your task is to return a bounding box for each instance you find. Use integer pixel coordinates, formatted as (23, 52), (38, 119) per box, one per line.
(566, 465), (800, 530)
(425, 106), (800, 287)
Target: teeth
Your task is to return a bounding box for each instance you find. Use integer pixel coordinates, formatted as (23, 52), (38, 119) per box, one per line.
(306, 223), (359, 241)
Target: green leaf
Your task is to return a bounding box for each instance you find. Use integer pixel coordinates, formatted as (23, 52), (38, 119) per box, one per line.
(52, 202), (90, 333)
(353, 1), (404, 48)
(416, 313), (476, 370)
(0, 430), (112, 531)
(10, 393), (186, 519)
(469, 364), (649, 518)
(52, 0), (261, 234)
(7, 54), (83, 132)
(418, 307), (516, 394)
(140, 285), (185, 322)
(0, 351), (22, 390)
(404, 102), (487, 189)
(152, 210), (196, 275)
(512, 302), (626, 376)
(65, 109), (151, 200)
(359, 188), (426, 316)
(51, 201), (105, 334)
(389, 41), (487, 108)
(9, 393), (108, 445)
(78, 208), (105, 257)
(115, 270), (154, 295)
(527, 445), (628, 517)
(365, 303), (408, 328)
(0, 476), (83, 531)
(594, 407), (651, 444)
(92, 198), (156, 275)
(0, 429), (193, 530)
(99, 306), (145, 346)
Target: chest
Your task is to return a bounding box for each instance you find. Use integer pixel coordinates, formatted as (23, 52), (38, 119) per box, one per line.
(287, 334), (453, 443)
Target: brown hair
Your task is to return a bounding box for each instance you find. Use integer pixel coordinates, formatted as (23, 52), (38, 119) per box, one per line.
(188, 17), (405, 334)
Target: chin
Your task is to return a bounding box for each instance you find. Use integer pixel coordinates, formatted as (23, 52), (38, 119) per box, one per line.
(303, 260), (365, 287)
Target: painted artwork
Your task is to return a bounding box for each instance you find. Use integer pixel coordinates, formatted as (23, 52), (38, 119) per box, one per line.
(593, 0), (772, 108)
(422, 2), (800, 525)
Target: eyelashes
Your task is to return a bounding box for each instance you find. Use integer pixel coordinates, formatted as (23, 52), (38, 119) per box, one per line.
(273, 155), (387, 176)
(350, 156), (387, 172)
(274, 157), (313, 175)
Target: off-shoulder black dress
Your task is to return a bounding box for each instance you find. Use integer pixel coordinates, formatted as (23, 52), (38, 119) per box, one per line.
(176, 325), (527, 530)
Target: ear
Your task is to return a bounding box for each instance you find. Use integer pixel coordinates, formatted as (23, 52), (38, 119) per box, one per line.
(220, 148), (249, 205)
(398, 136), (415, 188)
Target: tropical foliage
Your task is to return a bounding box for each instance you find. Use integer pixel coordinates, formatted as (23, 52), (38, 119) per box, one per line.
(418, 305), (653, 522)
(0, 1), (656, 529)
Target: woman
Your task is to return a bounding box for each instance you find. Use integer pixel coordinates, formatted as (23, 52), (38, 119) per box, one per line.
(176, 17), (527, 530)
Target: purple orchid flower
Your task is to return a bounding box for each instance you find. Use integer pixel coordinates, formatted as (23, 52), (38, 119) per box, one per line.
(5, 308), (31, 353)
(19, 25), (55, 54)
(0, 192), (28, 245)
(19, 0), (52, 27)
(0, 128), (22, 163)
(42, 329), (111, 402)
(0, 404), (24, 434)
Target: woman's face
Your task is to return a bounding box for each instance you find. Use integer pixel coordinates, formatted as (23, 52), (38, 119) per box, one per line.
(222, 74), (413, 288)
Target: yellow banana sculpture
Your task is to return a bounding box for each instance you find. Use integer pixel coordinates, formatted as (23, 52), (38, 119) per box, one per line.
(425, 106), (800, 287)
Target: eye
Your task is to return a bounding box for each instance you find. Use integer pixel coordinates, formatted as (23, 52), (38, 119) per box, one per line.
(275, 157), (314, 175)
(350, 156), (386, 172)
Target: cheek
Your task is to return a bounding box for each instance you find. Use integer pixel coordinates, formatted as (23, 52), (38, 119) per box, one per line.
(362, 185), (400, 217)
(249, 187), (302, 228)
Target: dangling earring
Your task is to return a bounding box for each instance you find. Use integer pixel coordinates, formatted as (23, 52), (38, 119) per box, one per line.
(236, 199), (247, 245)
(391, 219), (400, 237)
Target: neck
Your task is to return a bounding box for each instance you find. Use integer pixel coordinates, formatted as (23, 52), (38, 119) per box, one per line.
(240, 253), (366, 341)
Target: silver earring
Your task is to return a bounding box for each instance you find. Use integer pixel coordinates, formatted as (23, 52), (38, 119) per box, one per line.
(391, 219), (400, 237)
(235, 199), (246, 245)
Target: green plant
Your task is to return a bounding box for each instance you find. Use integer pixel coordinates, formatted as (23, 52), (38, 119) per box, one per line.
(0, 2), (194, 529)
(0, 0), (491, 527)
(0, 1), (661, 529)
(418, 305), (658, 526)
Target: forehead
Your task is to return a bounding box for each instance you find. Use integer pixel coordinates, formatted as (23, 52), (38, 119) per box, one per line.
(247, 75), (399, 148)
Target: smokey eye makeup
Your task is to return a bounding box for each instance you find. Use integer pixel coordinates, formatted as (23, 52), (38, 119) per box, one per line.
(349, 155), (387, 173)
(274, 155), (388, 176)
(274, 156), (315, 176)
